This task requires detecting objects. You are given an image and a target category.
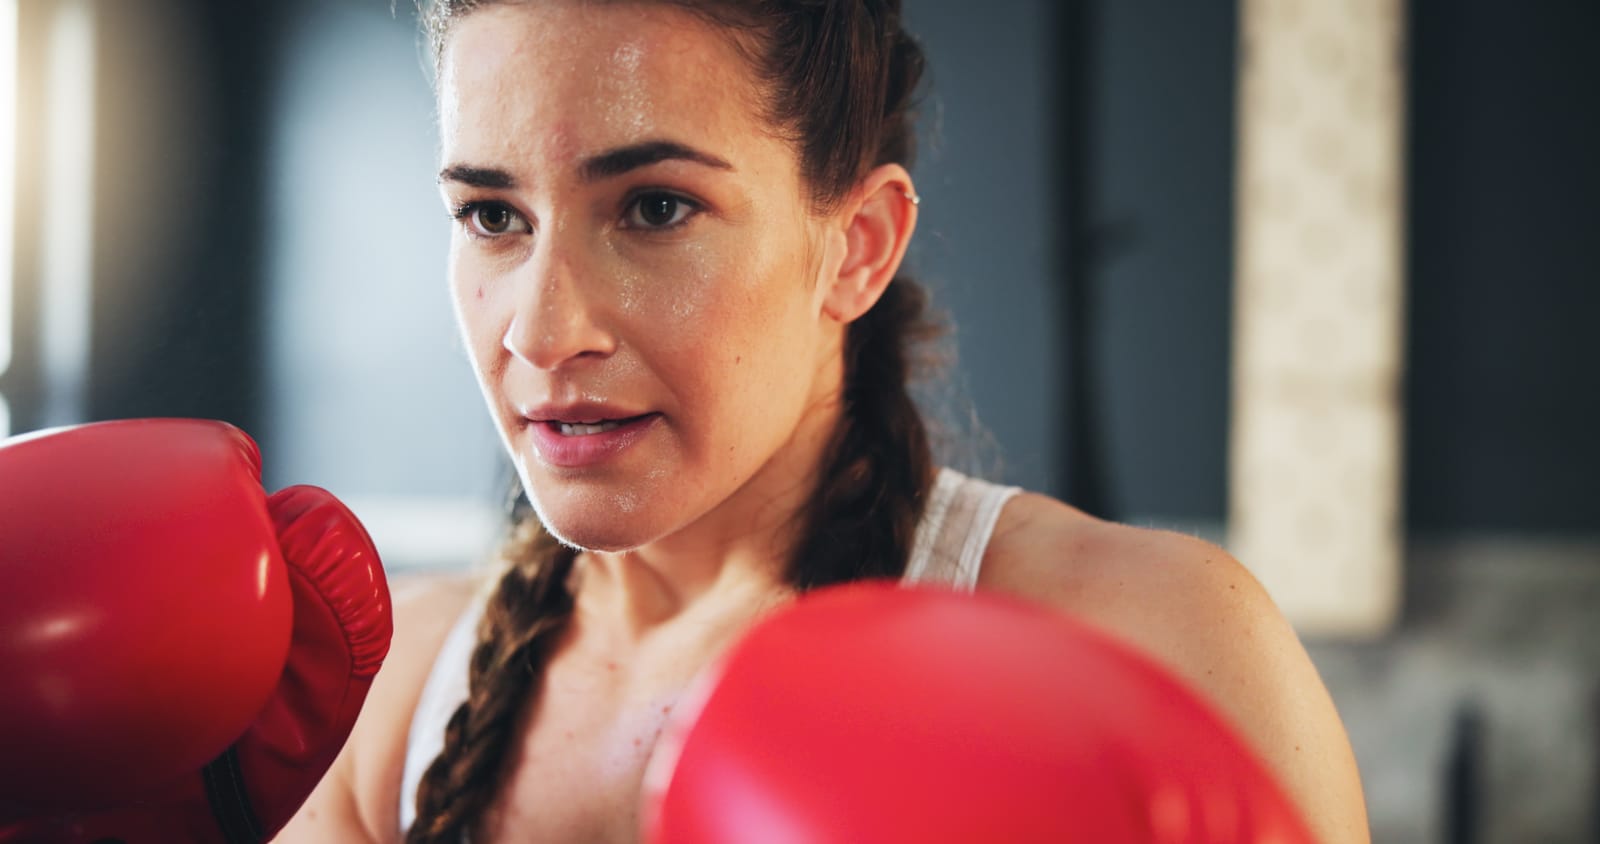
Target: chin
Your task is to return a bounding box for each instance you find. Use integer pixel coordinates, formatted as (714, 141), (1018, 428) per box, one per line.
(528, 491), (666, 553)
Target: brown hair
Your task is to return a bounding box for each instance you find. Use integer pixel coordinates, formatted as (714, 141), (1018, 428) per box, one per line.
(407, 2), (935, 840)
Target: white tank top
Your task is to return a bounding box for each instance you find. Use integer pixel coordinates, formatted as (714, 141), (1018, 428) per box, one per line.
(397, 467), (1020, 835)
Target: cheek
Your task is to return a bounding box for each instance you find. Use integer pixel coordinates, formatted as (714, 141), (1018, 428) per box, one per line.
(609, 234), (817, 442)
(622, 236), (801, 362)
(448, 249), (509, 373)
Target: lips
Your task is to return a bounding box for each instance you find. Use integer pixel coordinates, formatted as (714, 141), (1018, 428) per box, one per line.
(521, 400), (652, 427)
(521, 404), (661, 469)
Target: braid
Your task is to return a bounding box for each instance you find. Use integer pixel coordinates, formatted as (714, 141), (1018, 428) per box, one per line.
(784, 0), (937, 589)
(787, 278), (939, 590)
(405, 522), (577, 844)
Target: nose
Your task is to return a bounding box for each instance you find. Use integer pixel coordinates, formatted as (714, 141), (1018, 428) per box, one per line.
(503, 234), (617, 371)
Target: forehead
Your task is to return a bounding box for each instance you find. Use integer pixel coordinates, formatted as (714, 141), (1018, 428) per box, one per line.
(438, 3), (770, 172)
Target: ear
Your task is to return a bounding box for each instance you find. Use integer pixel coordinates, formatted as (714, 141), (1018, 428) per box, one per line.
(819, 164), (920, 323)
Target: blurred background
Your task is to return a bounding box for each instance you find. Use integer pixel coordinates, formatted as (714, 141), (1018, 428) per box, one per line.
(1, 0), (1595, 840)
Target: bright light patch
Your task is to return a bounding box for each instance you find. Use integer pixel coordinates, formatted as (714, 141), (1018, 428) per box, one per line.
(1, 0), (18, 385)
(39, 0), (94, 427)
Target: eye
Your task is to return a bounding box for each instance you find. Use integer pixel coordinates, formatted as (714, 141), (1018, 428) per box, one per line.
(623, 192), (698, 230)
(452, 201), (531, 238)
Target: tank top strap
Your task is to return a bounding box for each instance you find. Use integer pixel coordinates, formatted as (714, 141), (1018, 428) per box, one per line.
(902, 467), (1022, 593)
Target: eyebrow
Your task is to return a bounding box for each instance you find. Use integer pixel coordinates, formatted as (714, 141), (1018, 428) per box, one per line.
(579, 140), (733, 182)
(437, 140), (734, 189)
(436, 164), (516, 189)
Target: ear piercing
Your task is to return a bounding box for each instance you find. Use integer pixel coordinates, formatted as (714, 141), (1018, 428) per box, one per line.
(901, 187), (921, 206)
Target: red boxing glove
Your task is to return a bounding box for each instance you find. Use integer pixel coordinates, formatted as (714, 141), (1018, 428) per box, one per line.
(0, 419), (392, 843)
(644, 583), (1314, 844)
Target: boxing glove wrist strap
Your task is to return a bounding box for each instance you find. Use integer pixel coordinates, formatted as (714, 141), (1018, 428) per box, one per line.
(201, 747), (264, 844)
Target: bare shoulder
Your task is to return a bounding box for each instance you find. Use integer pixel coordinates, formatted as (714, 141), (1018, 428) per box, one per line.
(277, 570), (487, 843)
(978, 494), (1280, 652)
(978, 492), (1370, 844)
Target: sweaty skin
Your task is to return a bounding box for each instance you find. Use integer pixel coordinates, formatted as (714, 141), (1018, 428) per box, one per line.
(441, 5), (848, 569)
(278, 3), (1370, 842)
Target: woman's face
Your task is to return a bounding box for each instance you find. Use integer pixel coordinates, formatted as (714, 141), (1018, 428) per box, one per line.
(438, 3), (843, 552)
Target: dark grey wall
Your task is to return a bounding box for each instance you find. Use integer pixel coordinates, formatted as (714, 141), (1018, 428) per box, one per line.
(900, 0), (1064, 495)
(1405, 0), (1600, 535)
(1069, 1), (1238, 523)
(904, 0), (1237, 524)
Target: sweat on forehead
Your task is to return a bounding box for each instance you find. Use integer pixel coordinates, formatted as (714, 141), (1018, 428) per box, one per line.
(436, 3), (772, 167)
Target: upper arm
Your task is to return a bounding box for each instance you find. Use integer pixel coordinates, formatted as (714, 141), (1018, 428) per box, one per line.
(982, 495), (1370, 844)
(275, 572), (484, 844)
(1121, 538), (1368, 844)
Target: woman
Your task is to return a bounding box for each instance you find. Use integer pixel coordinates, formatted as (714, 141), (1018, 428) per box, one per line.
(281, 1), (1369, 841)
